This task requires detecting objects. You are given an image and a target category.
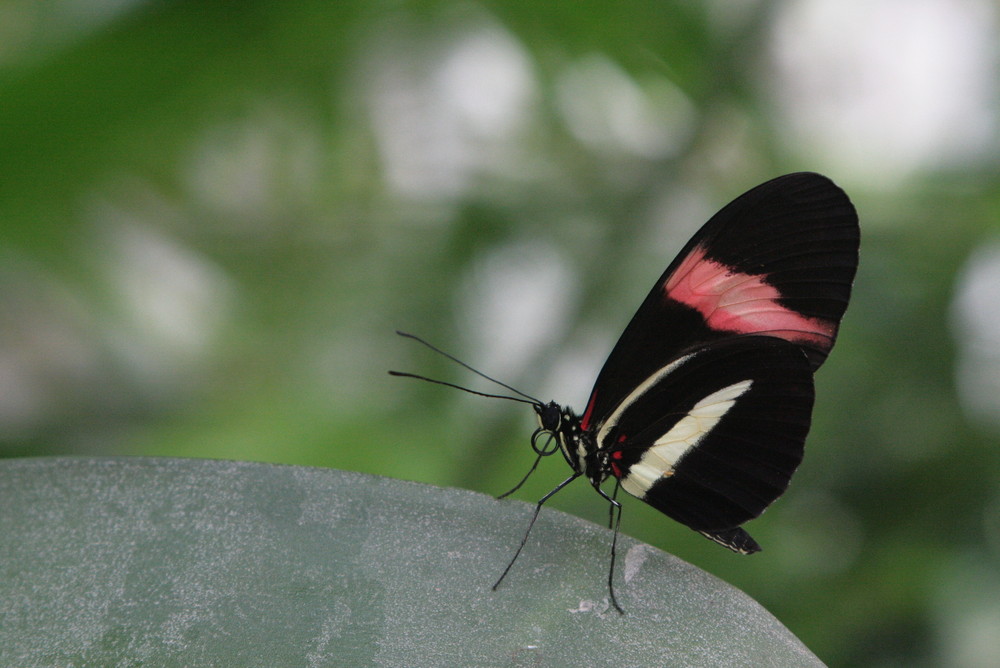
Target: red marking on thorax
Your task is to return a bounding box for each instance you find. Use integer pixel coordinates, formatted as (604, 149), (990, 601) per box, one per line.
(663, 245), (834, 348)
(580, 392), (598, 431)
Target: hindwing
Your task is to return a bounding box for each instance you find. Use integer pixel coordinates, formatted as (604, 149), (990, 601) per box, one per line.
(596, 336), (815, 533)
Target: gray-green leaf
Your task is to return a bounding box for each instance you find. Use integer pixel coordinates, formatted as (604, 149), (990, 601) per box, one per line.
(0, 457), (822, 667)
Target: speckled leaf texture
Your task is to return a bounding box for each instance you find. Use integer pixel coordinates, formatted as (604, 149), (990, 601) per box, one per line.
(0, 458), (822, 667)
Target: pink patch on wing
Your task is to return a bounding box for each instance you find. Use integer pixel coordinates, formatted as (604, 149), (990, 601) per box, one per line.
(663, 245), (834, 348)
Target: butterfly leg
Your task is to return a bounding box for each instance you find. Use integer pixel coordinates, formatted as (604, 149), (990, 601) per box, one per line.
(594, 481), (625, 614)
(607, 481), (621, 529)
(493, 472), (581, 592)
(497, 430), (559, 499)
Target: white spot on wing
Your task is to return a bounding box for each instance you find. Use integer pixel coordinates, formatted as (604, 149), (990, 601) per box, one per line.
(621, 379), (753, 498)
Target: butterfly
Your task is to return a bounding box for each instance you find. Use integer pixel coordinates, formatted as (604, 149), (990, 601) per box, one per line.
(393, 172), (859, 612)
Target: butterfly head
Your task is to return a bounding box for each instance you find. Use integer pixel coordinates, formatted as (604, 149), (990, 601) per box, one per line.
(533, 401), (562, 433)
(530, 401), (601, 478)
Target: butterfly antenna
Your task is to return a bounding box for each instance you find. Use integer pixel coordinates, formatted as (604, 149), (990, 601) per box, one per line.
(393, 331), (543, 404)
(387, 371), (536, 405)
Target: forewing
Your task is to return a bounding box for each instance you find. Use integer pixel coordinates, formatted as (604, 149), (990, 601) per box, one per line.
(596, 336), (815, 533)
(579, 173), (857, 430)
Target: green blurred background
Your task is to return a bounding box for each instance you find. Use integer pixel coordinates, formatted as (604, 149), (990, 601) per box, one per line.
(2, 1), (999, 665)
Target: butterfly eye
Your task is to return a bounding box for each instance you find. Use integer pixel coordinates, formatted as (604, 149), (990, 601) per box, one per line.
(534, 401), (562, 432)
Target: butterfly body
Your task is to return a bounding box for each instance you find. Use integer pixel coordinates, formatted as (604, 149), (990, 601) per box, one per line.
(394, 172), (859, 610)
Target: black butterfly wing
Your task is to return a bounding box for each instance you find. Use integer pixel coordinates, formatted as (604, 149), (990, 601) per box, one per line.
(597, 336), (815, 539)
(577, 173), (858, 432)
